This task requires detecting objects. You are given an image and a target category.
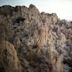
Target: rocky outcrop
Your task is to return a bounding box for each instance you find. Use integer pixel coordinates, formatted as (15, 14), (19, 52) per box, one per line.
(0, 40), (21, 72)
(0, 4), (72, 72)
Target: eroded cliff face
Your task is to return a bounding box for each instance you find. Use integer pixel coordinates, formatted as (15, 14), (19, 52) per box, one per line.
(0, 4), (72, 72)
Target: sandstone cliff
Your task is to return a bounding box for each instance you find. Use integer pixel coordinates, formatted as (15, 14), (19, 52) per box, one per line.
(0, 4), (72, 72)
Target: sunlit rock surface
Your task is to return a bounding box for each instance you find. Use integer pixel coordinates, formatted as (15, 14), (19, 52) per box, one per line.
(0, 4), (72, 72)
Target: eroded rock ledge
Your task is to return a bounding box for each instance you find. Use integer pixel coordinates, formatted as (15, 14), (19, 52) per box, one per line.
(0, 4), (72, 72)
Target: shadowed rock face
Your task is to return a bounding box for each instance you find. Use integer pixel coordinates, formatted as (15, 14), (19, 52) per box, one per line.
(0, 4), (72, 72)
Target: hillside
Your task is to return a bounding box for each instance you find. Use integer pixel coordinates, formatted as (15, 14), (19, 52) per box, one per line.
(0, 4), (72, 72)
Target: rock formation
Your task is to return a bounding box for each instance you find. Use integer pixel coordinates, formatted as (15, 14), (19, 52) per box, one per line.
(0, 4), (72, 72)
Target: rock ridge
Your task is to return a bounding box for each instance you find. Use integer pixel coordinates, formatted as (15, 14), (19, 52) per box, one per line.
(0, 4), (72, 72)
